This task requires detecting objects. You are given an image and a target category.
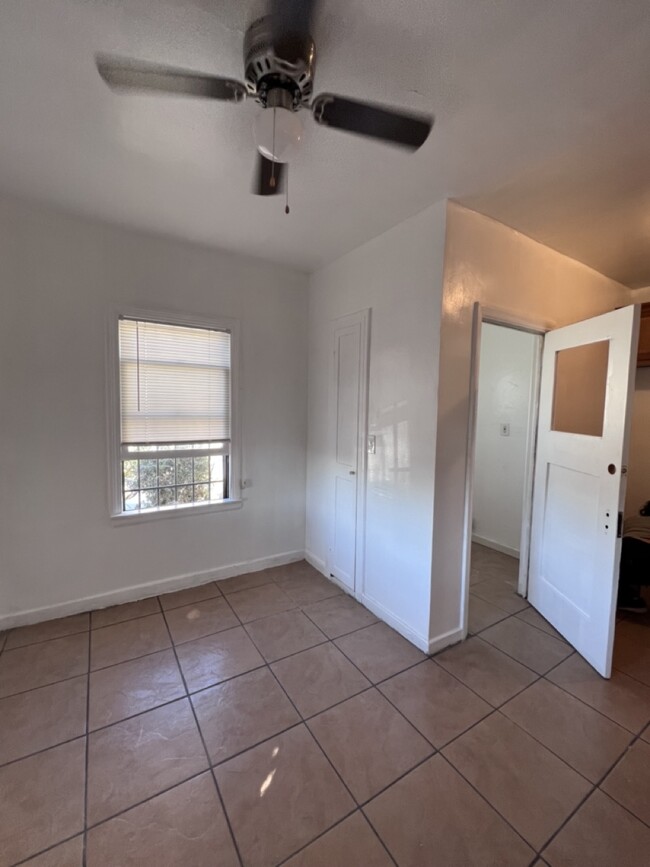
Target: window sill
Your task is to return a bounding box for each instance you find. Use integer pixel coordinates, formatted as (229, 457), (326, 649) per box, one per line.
(110, 498), (243, 526)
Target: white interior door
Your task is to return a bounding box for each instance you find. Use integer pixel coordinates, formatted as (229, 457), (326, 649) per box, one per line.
(529, 305), (640, 677)
(329, 311), (369, 592)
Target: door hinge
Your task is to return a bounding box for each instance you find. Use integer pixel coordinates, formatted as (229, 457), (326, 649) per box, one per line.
(617, 511), (623, 539)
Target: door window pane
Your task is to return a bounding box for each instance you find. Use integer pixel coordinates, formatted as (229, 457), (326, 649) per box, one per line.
(551, 340), (609, 436)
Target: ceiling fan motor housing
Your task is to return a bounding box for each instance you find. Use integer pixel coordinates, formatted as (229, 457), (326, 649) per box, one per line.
(243, 15), (315, 110)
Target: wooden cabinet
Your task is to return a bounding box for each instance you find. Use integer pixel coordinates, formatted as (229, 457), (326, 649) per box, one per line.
(639, 303), (650, 367)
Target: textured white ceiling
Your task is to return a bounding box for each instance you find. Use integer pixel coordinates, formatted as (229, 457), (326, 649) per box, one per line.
(0, 0), (648, 284)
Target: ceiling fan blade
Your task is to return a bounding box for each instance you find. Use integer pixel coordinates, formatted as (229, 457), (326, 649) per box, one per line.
(253, 152), (286, 196)
(311, 93), (433, 151)
(96, 56), (247, 102)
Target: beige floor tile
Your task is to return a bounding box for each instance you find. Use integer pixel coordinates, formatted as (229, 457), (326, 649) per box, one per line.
(192, 666), (300, 764)
(309, 690), (432, 802)
(226, 583), (296, 623)
(0, 739), (85, 867)
(443, 713), (591, 850)
(91, 597), (160, 629)
(516, 607), (565, 640)
(284, 812), (393, 867)
(164, 596), (238, 645)
(277, 573), (343, 605)
(217, 570), (275, 595)
(471, 578), (530, 614)
(468, 596), (511, 633)
(302, 595), (378, 639)
(547, 653), (650, 733)
(502, 679), (632, 783)
(90, 613), (170, 670)
(5, 613), (89, 649)
(600, 739), (650, 825)
(22, 836), (84, 866)
(245, 609), (327, 662)
(86, 773), (238, 867)
(175, 626), (264, 692)
(87, 698), (207, 825)
(335, 622), (426, 683)
(379, 660), (492, 747)
(480, 617), (572, 675)
(215, 725), (354, 867)
(613, 621), (650, 686)
(88, 649), (185, 729)
(0, 676), (87, 764)
(158, 582), (221, 611)
(271, 643), (370, 717)
(436, 637), (537, 706)
(0, 633), (89, 698)
(364, 754), (534, 867)
(472, 544), (520, 577)
(543, 789), (650, 867)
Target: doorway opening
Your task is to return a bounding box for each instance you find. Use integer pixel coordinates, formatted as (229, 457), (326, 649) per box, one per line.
(462, 304), (641, 679)
(466, 318), (543, 636)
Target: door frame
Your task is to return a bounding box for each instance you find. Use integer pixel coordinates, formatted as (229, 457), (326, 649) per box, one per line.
(461, 303), (548, 636)
(326, 308), (371, 600)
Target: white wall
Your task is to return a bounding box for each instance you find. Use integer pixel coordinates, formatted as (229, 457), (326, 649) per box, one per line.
(0, 197), (309, 626)
(473, 324), (537, 556)
(625, 366), (650, 518)
(431, 203), (631, 645)
(306, 203), (447, 651)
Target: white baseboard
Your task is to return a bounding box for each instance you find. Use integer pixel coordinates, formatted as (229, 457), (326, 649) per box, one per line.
(472, 534), (519, 559)
(359, 592), (430, 653)
(0, 550), (305, 631)
(427, 626), (465, 655)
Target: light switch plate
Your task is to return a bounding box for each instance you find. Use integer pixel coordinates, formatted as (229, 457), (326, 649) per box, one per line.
(500, 423), (510, 437)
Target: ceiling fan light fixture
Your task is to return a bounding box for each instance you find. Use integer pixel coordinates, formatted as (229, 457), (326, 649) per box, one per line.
(254, 106), (303, 163)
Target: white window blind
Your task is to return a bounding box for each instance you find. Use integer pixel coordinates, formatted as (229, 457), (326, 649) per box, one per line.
(119, 318), (231, 446)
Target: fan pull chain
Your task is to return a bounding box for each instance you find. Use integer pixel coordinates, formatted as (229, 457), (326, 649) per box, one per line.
(270, 108), (277, 189)
(285, 163), (290, 214)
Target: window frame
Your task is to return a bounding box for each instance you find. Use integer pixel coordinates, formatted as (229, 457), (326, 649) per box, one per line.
(106, 306), (242, 523)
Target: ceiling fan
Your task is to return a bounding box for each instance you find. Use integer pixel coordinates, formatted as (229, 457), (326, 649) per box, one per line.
(96, 0), (434, 203)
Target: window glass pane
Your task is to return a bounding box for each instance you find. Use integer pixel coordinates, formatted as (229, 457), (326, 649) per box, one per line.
(551, 340), (609, 436)
(124, 490), (139, 511)
(177, 458), (193, 485)
(177, 485), (194, 504)
(159, 458), (175, 486)
(140, 489), (159, 510)
(123, 461), (139, 490)
(195, 484), (210, 502)
(159, 487), (175, 506)
(194, 456), (209, 483)
(140, 460), (158, 488)
(210, 455), (224, 482)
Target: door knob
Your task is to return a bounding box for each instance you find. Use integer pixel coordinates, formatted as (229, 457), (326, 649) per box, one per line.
(349, 470), (356, 475)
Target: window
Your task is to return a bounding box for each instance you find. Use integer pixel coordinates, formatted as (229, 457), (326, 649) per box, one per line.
(111, 314), (238, 517)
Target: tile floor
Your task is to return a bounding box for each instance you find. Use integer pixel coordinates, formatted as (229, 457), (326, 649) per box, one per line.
(0, 550), (649, 866)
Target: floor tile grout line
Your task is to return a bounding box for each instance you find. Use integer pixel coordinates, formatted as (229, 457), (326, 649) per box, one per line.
(435, 750), (544, 859)
(0, 604), (377, 703)
(541, 665), (649, 736)
(80, 767), (213, 835)
(11, 831), (85, 867)
(330, 638), (440, 755)
(2, 624), (91, 653)
(82, 629), (91, 867)
(157, 602), (246, 867)
(273, 806), (363, 866)
(241, 619), (366, 817)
